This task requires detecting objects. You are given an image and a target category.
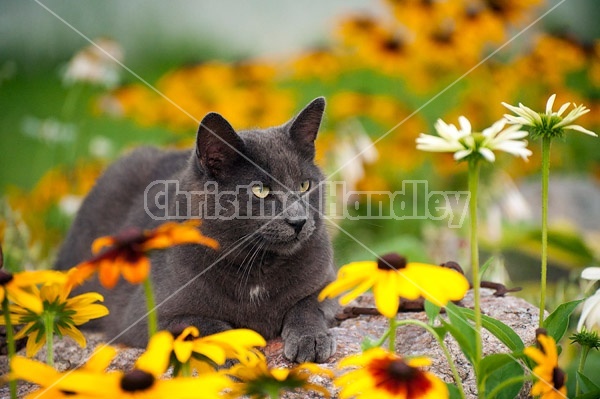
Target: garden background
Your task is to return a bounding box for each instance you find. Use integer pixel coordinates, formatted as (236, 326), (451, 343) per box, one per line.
(1, 0), (600, 393)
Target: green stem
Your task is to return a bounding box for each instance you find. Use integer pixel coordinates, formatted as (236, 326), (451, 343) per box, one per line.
(396, 319), (466, 399)
(44, 312), (54, 366)
(2, 298), (17, 399)
(575, 346), (591, 397)
(486, 375), (531, 399)
(468, 160), (482, 363)
(539, 137), (551, 327)
(388, 317), (397, 352)
(179, 361), (192, 377)
(143, 278), (158, 339)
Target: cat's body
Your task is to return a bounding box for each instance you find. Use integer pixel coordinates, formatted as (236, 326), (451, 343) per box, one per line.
(55, 98), (337, 363)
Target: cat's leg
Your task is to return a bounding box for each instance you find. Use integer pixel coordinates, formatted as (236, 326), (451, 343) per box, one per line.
(281, 293), (337, 363)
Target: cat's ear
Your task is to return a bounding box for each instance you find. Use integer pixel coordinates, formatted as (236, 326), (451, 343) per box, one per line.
(196, 112), (245, 178)
(289, 97), (325, 159)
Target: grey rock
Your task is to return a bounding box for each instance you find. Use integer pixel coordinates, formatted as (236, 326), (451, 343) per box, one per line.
(0, 289), (539, 398)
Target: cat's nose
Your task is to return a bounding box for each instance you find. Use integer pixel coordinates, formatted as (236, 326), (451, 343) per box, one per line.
(286, 217), (306, 234)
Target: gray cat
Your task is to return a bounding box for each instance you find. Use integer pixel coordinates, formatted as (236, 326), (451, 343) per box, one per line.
(55, 97), (337, 363)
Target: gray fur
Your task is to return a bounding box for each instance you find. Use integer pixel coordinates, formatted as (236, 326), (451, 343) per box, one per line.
(55, 98), (337, 362)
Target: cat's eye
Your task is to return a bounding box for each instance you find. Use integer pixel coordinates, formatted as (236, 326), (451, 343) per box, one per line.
(252, 184), (270, 199)
(300, 180), (310, 193)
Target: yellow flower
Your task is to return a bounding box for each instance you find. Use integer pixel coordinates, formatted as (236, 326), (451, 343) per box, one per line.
(0, 269), (66, 313)
(70, 220), (218, 289)
(319, 253), (469, 318)
(10, 345), (118, 399)
(10, 333), (230, 399)
(3, 276), (109, 357)
(524, 329), (567, 399)
(169, 325), (266, 373)
(225, 350), (333, 398)
(335, 347), (448, 399)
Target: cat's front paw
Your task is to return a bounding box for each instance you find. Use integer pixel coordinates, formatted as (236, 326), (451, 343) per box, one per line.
(283, 330), (336, 363)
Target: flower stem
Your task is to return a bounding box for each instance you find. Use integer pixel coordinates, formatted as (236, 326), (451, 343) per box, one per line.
(468, 160), (482, 363)
(575, 346), (591, 397)
(388, 317), (397, 352)
(44, 312), (54, 366)
(396, 319), (466, 399)
(2, 298), (17, 399)
(539, 137), (551, 327)
(180, 361), (192, 377)
(143, 277), (158, 339)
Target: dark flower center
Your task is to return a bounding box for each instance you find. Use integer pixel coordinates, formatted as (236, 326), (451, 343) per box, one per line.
(441, 261), (464, 274)
(120, 370), (155, 392)
(552, 367), (566, 389)
(59, 390), (77, 396)
(535, 328), (548, 353)
(382, 37), (404, 54)
(114, 227), (148, 248)
(377, 253), (407, 271)
(0, 270), (14, 286)
(369, 357), (433, 397)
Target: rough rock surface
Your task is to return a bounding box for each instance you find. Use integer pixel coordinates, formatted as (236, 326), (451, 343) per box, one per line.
(0, 289), (539, 398)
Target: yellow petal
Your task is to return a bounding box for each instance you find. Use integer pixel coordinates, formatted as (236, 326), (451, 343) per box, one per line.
(9, 356), (60, 385)
(69, 304), (110, 325)
(58, 325), (87, 348)
(83, 345), (118, 371)
(174, 340), (194, 363)
(7, 286), (44, 314)
(92, 236), (116, 254)
(121, 257), (150, 284)
(372, 271), (399, 318)
(270, 368), (290, 381)
(194, 342), (227, 365)
(98, 261), (121, 289)
(136, 331), (174, 376)
(25, 330), (46, 357)
(407, 356), (432, 368)
(339, 276), (377, 306)
(420, 371), (450, 399)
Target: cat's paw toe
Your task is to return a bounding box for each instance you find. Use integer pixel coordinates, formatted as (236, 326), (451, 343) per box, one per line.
(284, 331), (336, 363)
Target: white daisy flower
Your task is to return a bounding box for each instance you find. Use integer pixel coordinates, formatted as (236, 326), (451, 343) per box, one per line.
(578, 267), (600, 332)
(416, 116), (531, 162)
(502, 94), (597, 139)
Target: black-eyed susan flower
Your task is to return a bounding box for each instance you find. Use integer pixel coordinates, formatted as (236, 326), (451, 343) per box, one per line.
(335, 347), (448, 399)
(318, 253), (469, 318)
(71, 220), (218, 289)
(9, 345), (118, 399)
(524, 329), (567, 399)
(225, 349), (333, 398)
(3, 276), (109, 358)
(168, 325), (266, 375)
(10, 333), (230, 399)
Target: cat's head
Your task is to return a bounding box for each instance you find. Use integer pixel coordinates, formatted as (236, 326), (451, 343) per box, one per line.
(191, 97), (327, 255)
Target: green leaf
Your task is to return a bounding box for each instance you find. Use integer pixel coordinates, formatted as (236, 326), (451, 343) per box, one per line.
(424, 299), (441, 325)
(544, 299), (584, 342)
(443, 303), (476, 366)
(577, 371), (600, 392)
(446, 382), (462, 399)
(454, 307), (524, 352)
(478, 353), (516, 386)
(574, 390), (600, 399)
(485, 359), (524, 399)
(479, 257), (494, 279)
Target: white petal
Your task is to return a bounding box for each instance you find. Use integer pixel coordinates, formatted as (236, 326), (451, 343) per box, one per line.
(503, 115), (531, 126)
(556, 102), (571, 117)
(479, 148), (496, 162)
(519, 104), (543, 124)
(458, 116), (472, 135)
(577, 289), (600, 331)
(501, 102), (523, 115)
(582, 267), (600, 281)
(545, 94), (556, 114)
(453, 149), (472, 161)
(416, 135), (463, 152)
(434, 119), (460, 141)
(482, 119), (506, 138)
(564, 124), (598, 137)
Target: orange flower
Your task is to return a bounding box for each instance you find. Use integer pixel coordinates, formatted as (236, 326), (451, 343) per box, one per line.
(71, 220), (218, 289)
